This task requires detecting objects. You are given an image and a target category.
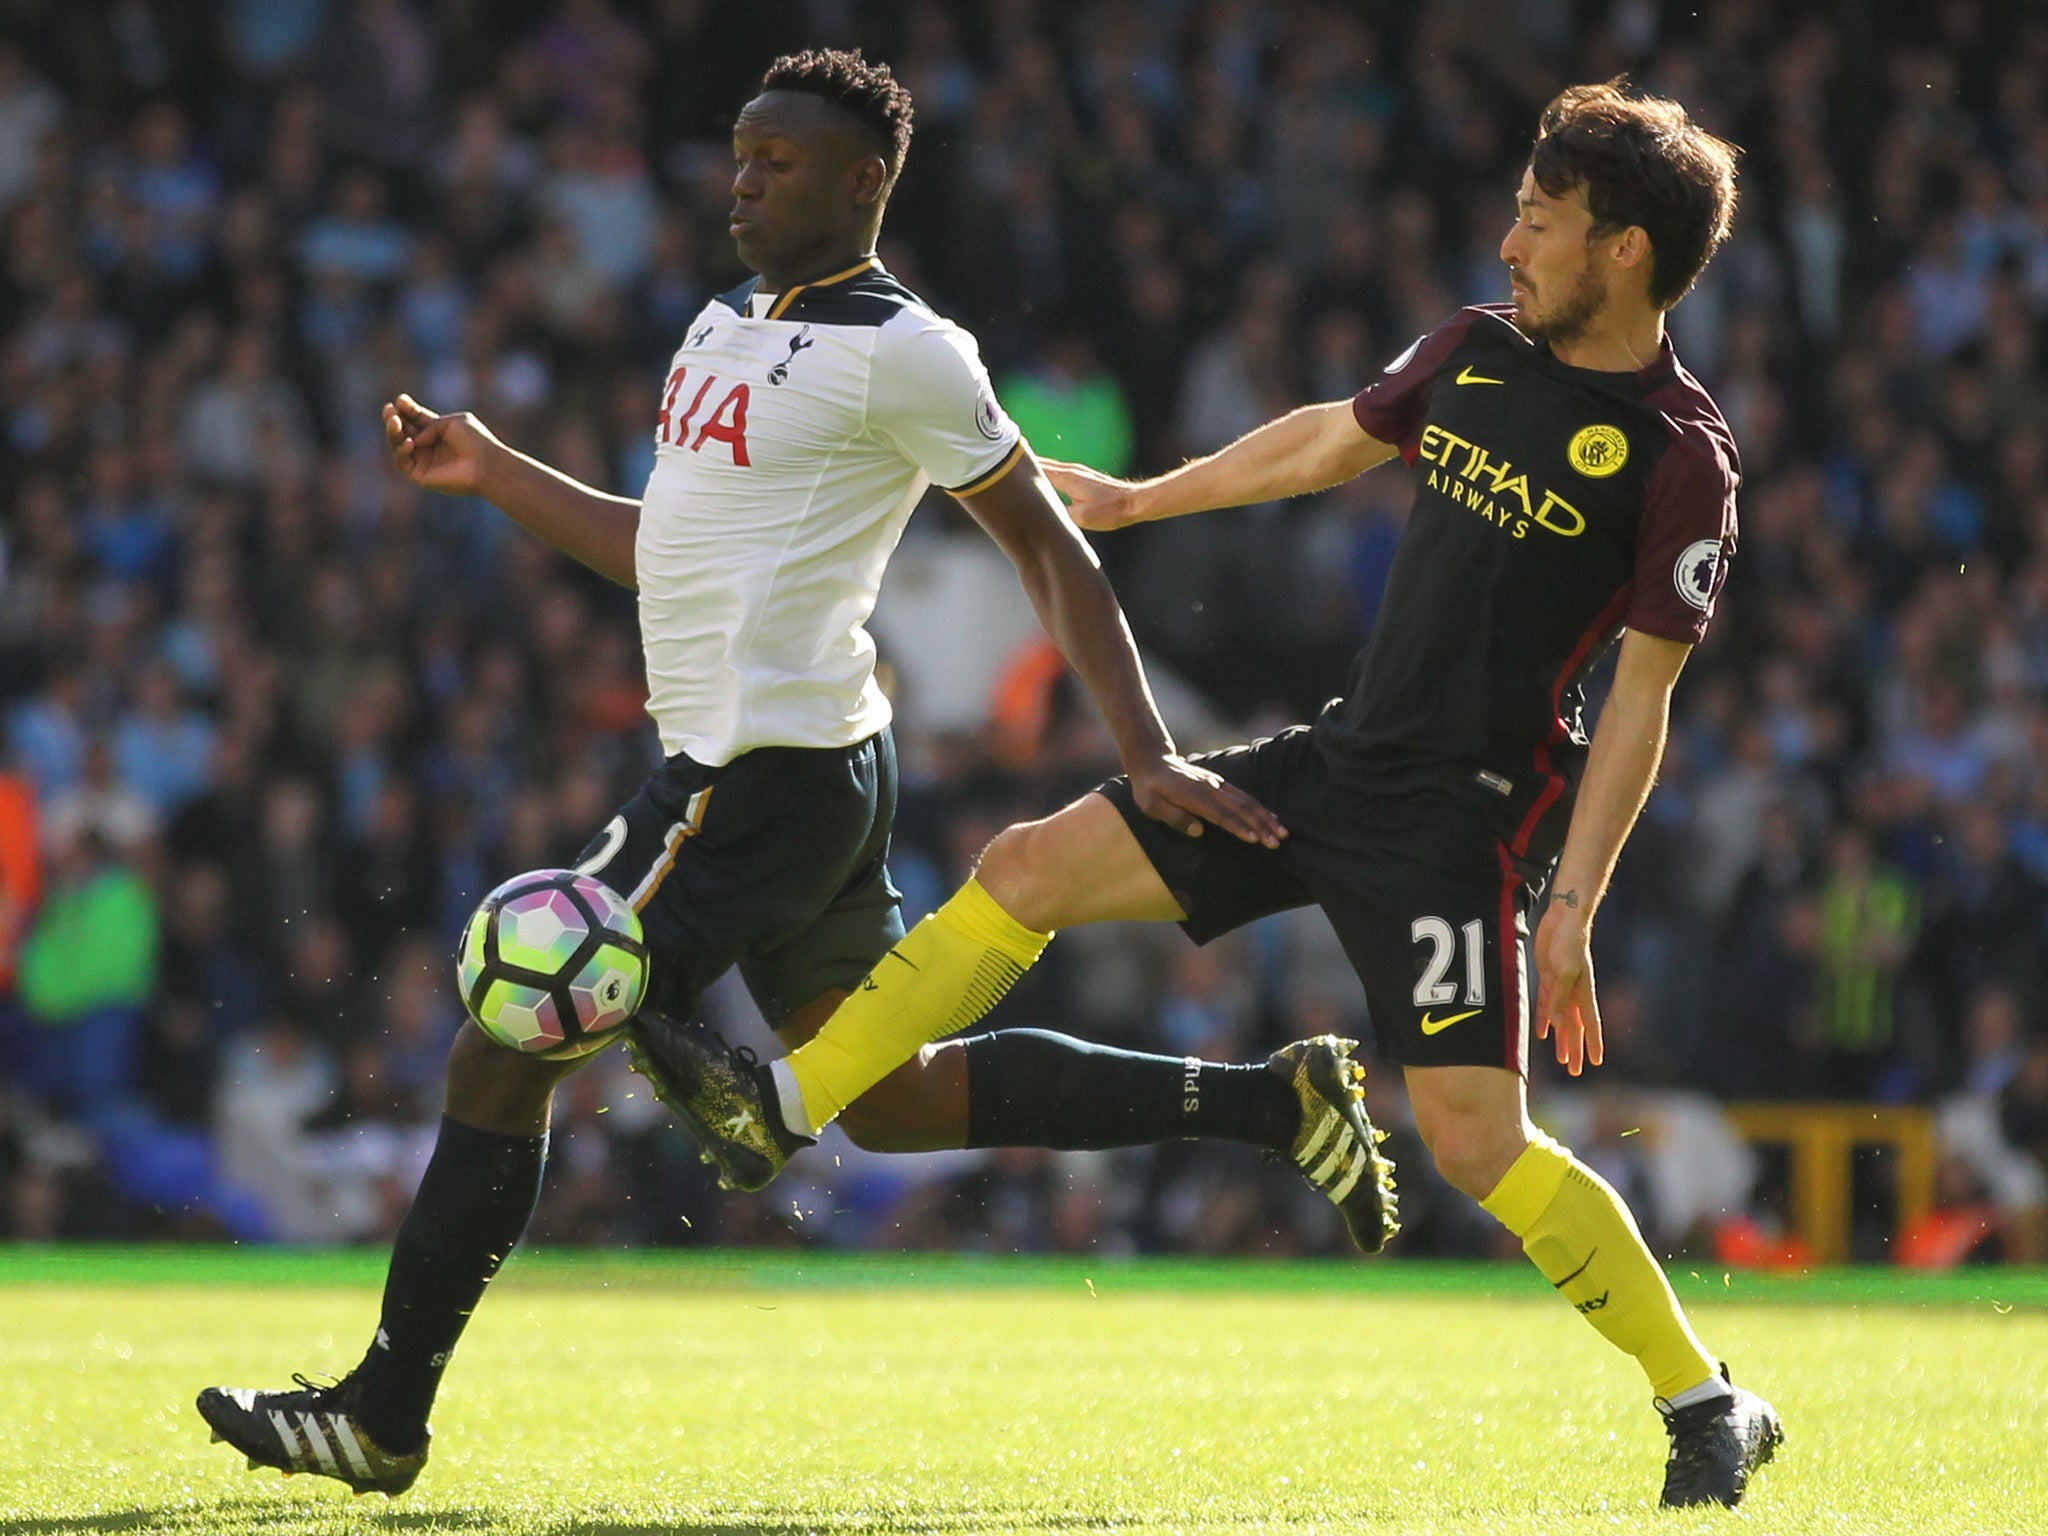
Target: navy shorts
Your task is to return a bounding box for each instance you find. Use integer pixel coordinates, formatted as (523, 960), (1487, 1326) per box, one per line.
(573, 731), (904, 1028)
(1099, 727), (1547, 1073)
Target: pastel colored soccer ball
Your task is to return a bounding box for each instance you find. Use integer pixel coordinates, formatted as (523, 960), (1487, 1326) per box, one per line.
(456, 870), (649, 1059)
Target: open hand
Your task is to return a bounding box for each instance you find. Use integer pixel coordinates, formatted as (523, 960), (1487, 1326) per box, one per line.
(1041, 458), (1142, 531)
(1534, 899), (1603, 1076)
(383, 393), (502, 497)
(1126, 753), (1285, 848)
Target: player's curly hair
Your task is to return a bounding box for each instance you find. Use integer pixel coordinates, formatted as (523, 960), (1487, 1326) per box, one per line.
(761, 48), (914, 181)
(1531, 79), (1739, 310)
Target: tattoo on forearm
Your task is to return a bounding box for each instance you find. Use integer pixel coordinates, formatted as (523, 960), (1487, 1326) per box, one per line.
(1554, 889), (1580, 909)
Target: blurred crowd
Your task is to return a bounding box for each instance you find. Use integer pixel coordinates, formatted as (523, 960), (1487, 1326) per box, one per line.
(3, 0), (2048, 1264)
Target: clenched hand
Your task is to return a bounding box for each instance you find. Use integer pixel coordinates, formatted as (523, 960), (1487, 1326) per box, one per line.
(1041, 458), (1142, 531)
(383, 394), (502, 497)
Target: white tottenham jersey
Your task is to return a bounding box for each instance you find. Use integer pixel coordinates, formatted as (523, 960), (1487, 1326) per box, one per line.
(634, 258), (1023, 765)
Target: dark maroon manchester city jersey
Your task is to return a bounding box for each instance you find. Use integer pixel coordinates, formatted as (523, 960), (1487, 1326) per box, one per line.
(1313, 303), (1739, 864)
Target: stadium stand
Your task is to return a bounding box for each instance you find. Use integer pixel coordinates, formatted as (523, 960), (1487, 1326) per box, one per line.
(1, 0), (2046, 1262)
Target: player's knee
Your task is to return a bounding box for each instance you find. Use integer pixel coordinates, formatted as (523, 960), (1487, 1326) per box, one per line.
(444, 1022), (566, 1135)
(972, 821), (1061, 930)
(835, 1045), (962, 1153)
(1418, 1110), (1527, 1201)
(837, 1095), (943, 1153)
(835, 1098), (911, 1153)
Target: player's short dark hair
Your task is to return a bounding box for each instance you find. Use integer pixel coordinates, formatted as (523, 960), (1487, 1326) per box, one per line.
(1530, 80), (1739, 310)
(760, 48), (914, 182)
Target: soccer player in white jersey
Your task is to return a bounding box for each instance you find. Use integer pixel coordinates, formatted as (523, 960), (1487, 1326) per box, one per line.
(192, 49), (1378, 1497)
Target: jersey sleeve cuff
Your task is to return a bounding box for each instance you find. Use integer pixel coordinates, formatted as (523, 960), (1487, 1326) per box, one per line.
(1622, 614), (1709, 646)
(945, 439), (1026, 498)
(1351, 397), (1417, 462)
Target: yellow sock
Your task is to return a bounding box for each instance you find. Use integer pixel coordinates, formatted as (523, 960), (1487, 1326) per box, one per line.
(786, 879), (1050, 1133)
(1481, 1132), (1718, 1400)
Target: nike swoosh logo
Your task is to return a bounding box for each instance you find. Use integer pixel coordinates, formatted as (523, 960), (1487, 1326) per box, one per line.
(1455, 367), (1505, 386)
(1553, 1247), (1599, 1288)
(1419, 1008), (1482, 1035)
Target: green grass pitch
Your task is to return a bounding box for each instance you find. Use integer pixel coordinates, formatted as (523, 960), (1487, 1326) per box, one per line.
(2, 1250), (2045, 1534)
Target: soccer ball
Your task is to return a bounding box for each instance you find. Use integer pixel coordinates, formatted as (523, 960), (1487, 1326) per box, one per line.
(456, 870), (650, 1059)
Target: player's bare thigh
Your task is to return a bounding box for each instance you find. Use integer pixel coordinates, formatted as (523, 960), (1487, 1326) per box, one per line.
(974, 790), (1187, 933)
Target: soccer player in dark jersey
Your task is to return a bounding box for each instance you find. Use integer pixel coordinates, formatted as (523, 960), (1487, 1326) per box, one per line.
(652, 82), (1782, 1508)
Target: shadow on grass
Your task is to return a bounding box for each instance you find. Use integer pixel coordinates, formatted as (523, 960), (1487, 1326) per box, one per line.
(0, 1507), (1148, 1536)
(0, 1508), (488, 1536)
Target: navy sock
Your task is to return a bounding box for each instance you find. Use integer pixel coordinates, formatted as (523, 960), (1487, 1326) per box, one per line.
(349, 1116), (545, 1452)
(963, 1029), (1297, 1151)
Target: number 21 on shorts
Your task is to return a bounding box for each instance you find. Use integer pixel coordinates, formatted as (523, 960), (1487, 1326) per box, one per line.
(1411, 916), (1485, 1007)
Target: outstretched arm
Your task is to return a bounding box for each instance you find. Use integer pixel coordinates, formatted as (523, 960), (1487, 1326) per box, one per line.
(384, 394), (642, 590)
(1044, 400), (1398, 531)
(1534, 628), (1693, 1076)
(955, 449), (1284, 847)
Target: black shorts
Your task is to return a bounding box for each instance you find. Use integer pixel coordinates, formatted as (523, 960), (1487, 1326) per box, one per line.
(572, 731), (904, 1028)
(1099, 726), (1548, 1073)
